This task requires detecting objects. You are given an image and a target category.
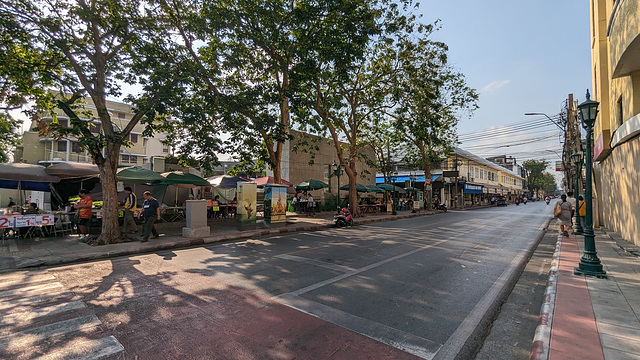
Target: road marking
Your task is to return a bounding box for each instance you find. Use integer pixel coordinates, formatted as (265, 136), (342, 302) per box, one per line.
(0, 274), (57, 290)
(285, 236), (452, 297)
(0, 300), (86, 327)
(274, 254), (355, 272)
(0, 315), (102, 350)
(276, 293), (441, 360)
(0, 282), (64, 299)
(35, 335), (124, 360)
(0, 292), (75, 312)
(432, 220), (548, 360)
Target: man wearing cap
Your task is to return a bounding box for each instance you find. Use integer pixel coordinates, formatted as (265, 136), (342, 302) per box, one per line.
(141, 191), (161, 242)
(121, 186), (138, 234)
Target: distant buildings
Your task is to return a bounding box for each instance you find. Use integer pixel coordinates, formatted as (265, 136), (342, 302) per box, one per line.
(14, 97), (169, 169)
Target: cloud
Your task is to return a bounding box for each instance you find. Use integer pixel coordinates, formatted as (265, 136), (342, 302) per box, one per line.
(481, 79), (511, 93)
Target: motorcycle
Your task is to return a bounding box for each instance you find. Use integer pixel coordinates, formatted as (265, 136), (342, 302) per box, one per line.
(545, 199), (550, 205)
(333, 208), (353, 227)
(433, 203), (448, 212)
(515, 199), (520, 205)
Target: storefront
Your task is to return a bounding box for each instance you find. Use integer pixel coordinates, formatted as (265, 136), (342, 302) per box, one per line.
(463, 183), (484, 206)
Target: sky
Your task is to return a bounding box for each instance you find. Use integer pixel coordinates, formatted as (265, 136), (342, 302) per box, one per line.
(415, 1), (592, 181)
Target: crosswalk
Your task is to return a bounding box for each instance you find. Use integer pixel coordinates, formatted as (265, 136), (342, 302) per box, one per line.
(0, 271), (124, 360)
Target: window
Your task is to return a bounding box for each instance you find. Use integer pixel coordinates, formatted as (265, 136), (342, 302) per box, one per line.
(71, 142), (82, 153)
(130, 133), (138, 143)
(162, 144), (169, 153)
(616, 96), (623, 128)
(475, 169), (479, 179)
(121, 154), (129, 163)
(324, 165), (331, 190)
(89, 124), (100, 134)
(57, 119), (69, 127)
(118, 112), (126, 119)
(129, 155), (137, 164)
(143, 138), (148, 147)
(57, 141), (67, 152)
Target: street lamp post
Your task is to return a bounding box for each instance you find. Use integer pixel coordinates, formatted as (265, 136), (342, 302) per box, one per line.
(391, 171), (398, 215)
(572, 152), (584, 235)
(574, 90), (606, 278)
(332, 162), (344, 213)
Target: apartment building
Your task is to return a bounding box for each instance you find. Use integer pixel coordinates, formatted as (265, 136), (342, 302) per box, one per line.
(589, 0), (640, 245)
(14, 97), (170, 166)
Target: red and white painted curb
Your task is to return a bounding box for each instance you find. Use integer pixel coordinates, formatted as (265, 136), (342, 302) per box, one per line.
(530, 231), (562, 360)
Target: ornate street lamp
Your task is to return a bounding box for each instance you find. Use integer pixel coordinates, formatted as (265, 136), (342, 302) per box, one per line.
(391, 171), (398, 215)
(572, 151), (584, 235)
(574, 90), (606, 278)
(332, 162), (344, 213)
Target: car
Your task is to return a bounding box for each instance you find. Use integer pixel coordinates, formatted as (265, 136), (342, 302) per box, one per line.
(496, 196), (507, 206)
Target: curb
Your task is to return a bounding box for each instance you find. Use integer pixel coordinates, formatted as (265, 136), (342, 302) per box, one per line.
(530, 229), (562, 360)
(7, 210), (444, 271)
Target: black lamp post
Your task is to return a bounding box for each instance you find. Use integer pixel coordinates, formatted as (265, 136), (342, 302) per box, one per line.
(391, 171), (398, 215)
(574, 90), (606, 278)
(332, 162), (344, 213)
(572, 151), (584, 235)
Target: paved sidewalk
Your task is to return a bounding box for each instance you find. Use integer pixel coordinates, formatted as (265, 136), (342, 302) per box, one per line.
(532, 225), (640, 360)
(0, 209), (438, 272)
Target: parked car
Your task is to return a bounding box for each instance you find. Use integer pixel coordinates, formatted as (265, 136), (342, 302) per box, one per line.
(496, 196), (507, 206)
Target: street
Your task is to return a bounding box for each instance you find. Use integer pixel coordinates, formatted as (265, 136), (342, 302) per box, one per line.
(0, 202), (552, 359)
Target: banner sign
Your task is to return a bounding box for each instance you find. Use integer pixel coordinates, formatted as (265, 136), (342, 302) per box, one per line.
(264, 184), (287, 224)
(237, 182), (257, 231)
(463, 184), (483, 194)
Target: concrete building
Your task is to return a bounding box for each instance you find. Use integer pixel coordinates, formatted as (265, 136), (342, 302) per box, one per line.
(14, 97), (170, 167)
(589, 0), (640, 245)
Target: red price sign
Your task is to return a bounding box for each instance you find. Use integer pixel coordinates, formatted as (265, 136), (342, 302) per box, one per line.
(0, 216), (15, 228)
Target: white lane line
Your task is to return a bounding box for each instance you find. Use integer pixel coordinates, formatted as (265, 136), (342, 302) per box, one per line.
(432, 220), (548, 360)
(0, 301), (87, 327)
(0, 315), (102, 350)
(286, 237), (452, 297)
(35, 336), (124, 360)
(274, 254), (355, 272)
(0, 282), (64, 299)
(275, 294), (441, 360)
(0, 274), (57, 290)
(0, 292), (75, 312)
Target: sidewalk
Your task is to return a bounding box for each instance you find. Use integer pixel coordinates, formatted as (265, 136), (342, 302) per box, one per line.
(532, 224), (640, 360)
(0, 209), (437, 272)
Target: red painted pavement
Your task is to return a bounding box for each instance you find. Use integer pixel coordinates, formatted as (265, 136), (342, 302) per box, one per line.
(549, 234), (604, 360)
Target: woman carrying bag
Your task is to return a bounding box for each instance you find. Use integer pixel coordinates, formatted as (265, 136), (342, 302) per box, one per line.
(554, 194), (573, 237)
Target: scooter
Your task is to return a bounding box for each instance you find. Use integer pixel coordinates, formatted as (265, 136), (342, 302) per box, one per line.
(515, 199), (520, 205)
(545, 199), (550, 205)
(433, 203), (448, 212)
(333, 208), (353, 227)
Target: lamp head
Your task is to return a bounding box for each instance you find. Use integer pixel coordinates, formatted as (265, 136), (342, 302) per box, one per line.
(571, 152), (582, 164)
(578, 89), (599, 129)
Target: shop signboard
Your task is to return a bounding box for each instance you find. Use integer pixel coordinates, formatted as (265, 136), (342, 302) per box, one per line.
(236, 182), (257, 231)
(463, 183), (483, 194)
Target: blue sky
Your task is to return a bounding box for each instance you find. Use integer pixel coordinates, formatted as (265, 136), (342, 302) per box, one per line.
(416, 0), (592, 170)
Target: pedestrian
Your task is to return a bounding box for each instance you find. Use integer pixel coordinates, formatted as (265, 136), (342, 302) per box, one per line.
(578, 195), (586, 229)
(555, 194), (573, 237)
(74, 189), (93, 242)
(141, 190), (160, 242)
(121, 186), (137, 234)
(307, 193), (315, 217)
(566, 191), (576, 223)
(291, 193), (298, 213)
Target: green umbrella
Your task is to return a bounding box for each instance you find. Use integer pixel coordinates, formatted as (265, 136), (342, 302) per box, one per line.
(295, 179), (329, 191)
(117, 166), (165, 184)
(404, 186), (420, 192)
(376, 184), (406, 193)
(365, 185), (385, 193)
(160, 171), (210, 187)
(340, 183), (368, 192)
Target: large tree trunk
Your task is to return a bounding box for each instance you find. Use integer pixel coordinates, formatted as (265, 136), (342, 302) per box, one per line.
(345, 163), (360, 217)
(97, 145), (121, 245)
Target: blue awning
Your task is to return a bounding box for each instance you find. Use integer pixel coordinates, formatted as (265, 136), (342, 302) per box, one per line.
(0, 180), (52, 192)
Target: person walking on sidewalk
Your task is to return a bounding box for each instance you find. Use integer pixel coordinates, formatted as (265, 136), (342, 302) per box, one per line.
(556, 194), (573, 237)
(141, 191), (160, 242)
(567, 191), (577, 224)
(578, 195), (586, 230)
(121, 186), (138, 234)
(74, 189), (93, 242)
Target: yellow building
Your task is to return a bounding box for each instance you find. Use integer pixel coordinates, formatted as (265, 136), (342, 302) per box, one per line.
(14, 97), (170, 166)
(590, 0), (640, 245)
(441, 148), (525, 208)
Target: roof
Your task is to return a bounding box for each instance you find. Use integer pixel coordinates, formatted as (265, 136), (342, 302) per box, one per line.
(454, 148), (524, 180)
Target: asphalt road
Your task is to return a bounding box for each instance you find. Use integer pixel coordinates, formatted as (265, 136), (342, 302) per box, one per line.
(0, 202), (553, 359)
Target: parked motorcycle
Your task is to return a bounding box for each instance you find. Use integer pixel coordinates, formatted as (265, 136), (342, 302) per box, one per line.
(433, 203), (448, 212)
(333, 208), (353, 227)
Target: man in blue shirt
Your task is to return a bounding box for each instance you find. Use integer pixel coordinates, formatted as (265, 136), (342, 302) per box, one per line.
(141, 191), (161, 242)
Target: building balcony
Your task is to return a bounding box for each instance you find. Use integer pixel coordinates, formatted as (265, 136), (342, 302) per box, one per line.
(608, 0), (640, 78)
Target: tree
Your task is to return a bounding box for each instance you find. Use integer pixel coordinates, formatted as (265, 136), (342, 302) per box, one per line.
(0, 114), (21, 162)
(541, 172), (557, 195)
(523, 159), (549, 198)
(1, 0), (182, 244)
(392, 33), (478, 208)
